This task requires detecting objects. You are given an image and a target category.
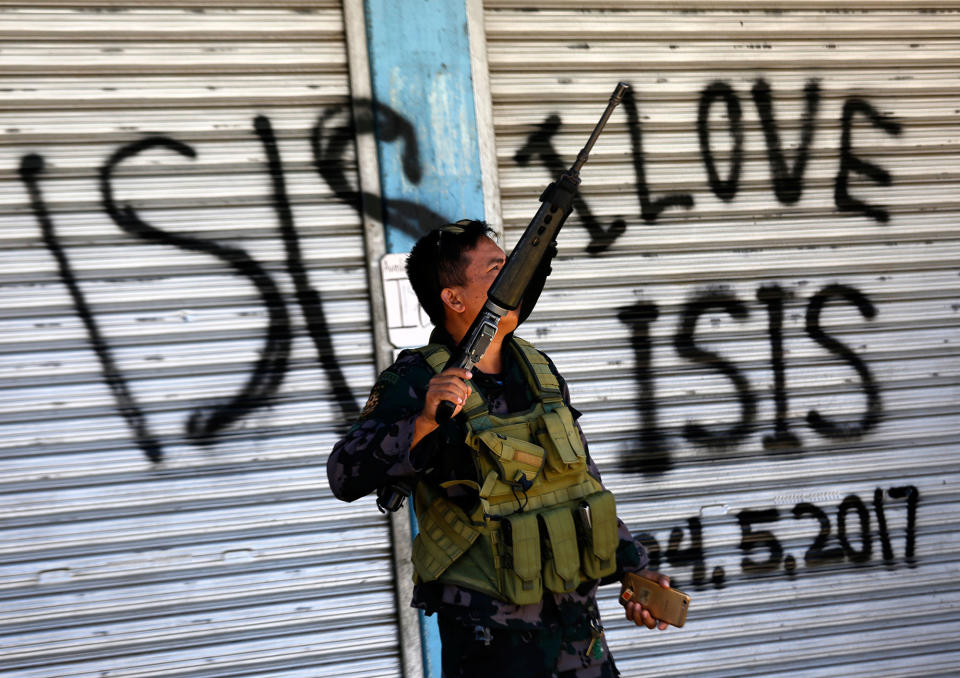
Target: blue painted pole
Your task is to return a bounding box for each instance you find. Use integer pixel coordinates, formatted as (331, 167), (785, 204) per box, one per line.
(364, 0), (486, 256)
(362, 1), (486, 675)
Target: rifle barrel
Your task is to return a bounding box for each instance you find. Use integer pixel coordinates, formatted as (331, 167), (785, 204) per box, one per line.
(570, 82), (629, 175)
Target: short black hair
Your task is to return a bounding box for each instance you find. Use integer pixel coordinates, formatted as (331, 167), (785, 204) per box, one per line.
(406, 219), (496, 326)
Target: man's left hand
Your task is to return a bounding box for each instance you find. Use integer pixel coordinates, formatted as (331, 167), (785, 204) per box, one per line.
(619, 569), (670, 631)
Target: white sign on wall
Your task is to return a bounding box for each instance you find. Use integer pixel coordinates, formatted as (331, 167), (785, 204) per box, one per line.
(380, 253), (433, 350)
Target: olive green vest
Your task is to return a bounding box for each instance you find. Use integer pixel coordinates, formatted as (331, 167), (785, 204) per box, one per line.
(410, 338), (619, 605)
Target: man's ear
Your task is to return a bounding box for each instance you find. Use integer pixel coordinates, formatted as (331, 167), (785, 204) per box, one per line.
(440, 287), (465, 313)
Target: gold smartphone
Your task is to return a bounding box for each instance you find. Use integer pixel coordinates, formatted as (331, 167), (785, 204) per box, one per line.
(618, 572), (691, 628)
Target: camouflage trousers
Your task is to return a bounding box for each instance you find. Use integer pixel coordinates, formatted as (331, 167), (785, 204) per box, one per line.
(437, 613), (620, 678)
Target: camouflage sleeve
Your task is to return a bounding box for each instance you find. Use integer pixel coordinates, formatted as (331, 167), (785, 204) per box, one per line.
(543, 350), (650, 580)
(326, 351), (440, 503)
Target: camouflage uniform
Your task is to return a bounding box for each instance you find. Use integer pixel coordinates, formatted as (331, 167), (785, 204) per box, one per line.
(328, 328), (649, 677)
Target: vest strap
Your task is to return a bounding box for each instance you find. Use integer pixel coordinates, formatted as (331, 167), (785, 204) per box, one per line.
(511, 337), (564, 407)
(418, 343), (490, 425)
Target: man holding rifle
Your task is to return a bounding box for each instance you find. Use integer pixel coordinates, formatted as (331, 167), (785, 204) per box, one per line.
(329, 84), (674, 676)
(328, 220), (670, 675)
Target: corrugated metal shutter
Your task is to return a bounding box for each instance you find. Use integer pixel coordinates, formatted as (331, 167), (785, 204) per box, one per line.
(483, 3), (959, 675)
(0, 4), (401, 677)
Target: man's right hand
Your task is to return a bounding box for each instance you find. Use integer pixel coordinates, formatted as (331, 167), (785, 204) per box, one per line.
(412, 368), (473, 447)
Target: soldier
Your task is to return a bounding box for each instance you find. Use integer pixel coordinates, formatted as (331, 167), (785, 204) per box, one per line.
(328, 220), (669, 677)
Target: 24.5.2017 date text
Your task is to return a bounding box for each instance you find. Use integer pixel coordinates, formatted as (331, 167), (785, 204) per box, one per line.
(636, 485), (920, 588)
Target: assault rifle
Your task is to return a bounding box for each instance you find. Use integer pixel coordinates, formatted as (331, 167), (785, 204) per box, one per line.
(376, 82), (628, 513)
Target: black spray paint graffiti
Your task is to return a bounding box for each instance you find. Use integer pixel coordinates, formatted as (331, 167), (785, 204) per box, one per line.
(504, 78), (898, 472)
(804, 283), (881, 438)
(513, 113), (627, 254)
(618, 283), (883, 474)
(255, 115), (360, 434)
(834, 98), (904, 224)
(100, 135), (293, 446)
(752, 78), (821, 205)
(621, 87), (696, 225)
(20, 78), (902, 463)
(616, 301), (668, 474)
(638, 485), (920, 590)
(20, 153), (164, 463)
(312, 99), (451, 239)
(21, 102), (441, 461)
(673, 289), (758, 449)
(699, 79), (902, 220)
(699, 81), (745, 203)
(519, 78), (903, 243)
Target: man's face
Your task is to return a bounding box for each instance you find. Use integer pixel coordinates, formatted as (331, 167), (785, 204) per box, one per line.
(446, 235), (519, 333)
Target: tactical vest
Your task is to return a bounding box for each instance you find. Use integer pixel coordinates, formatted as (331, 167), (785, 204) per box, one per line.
(410, 338), (620, 605)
